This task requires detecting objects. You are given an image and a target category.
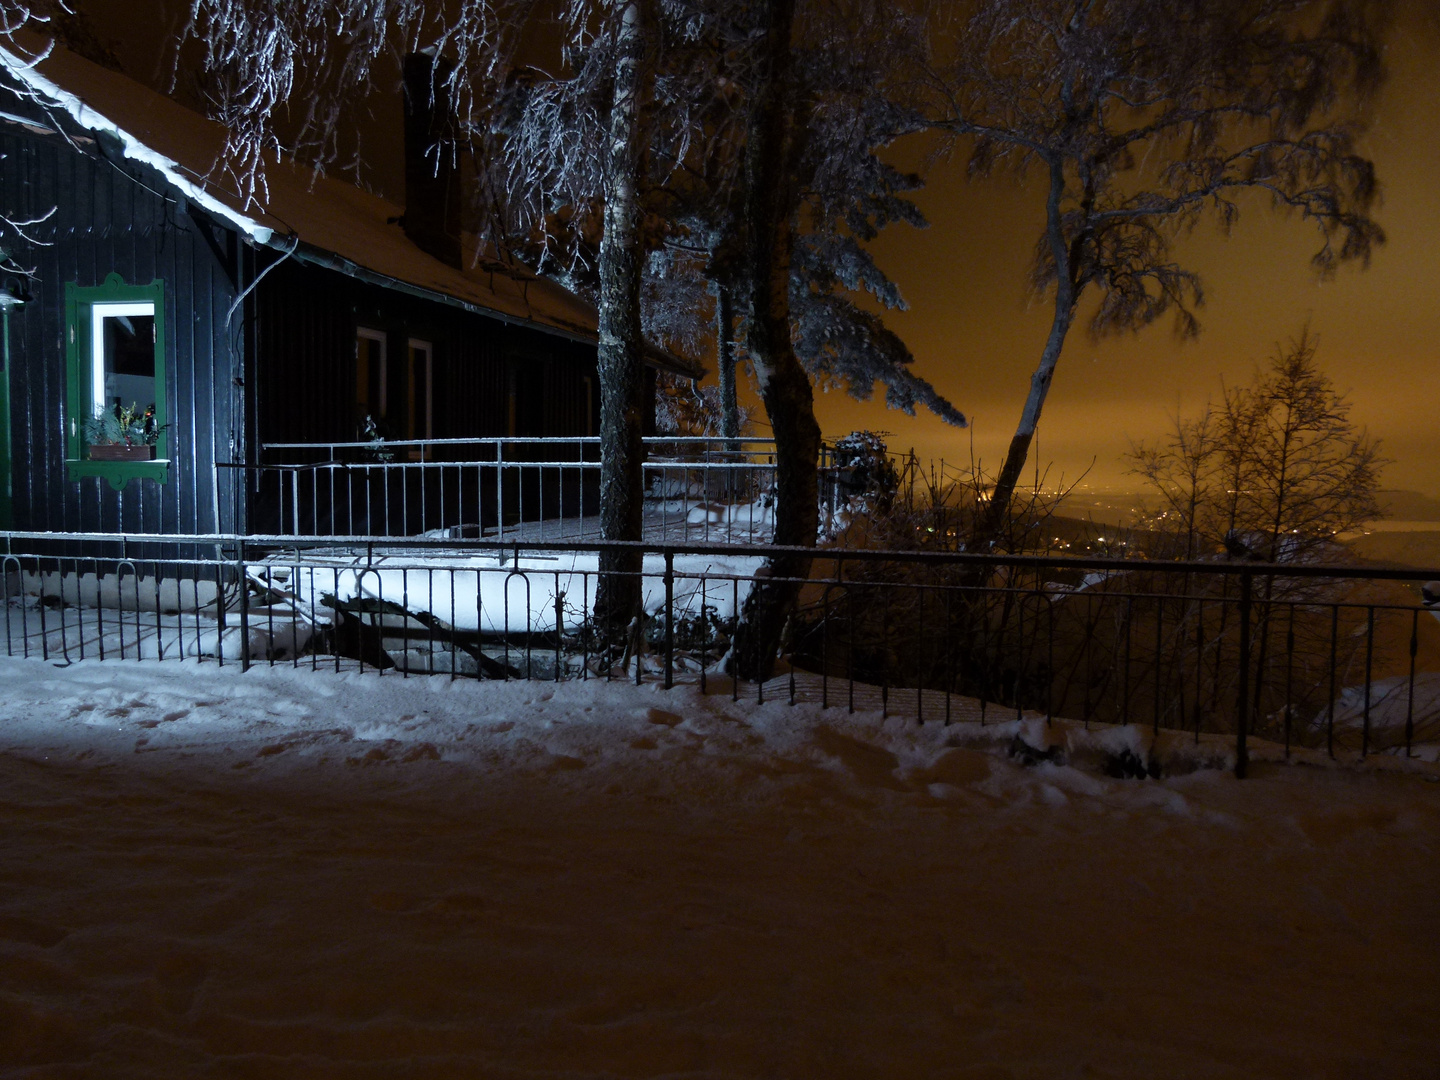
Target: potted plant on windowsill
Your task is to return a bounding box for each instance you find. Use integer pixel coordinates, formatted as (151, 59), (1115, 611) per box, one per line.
(84, 402), (165, 461)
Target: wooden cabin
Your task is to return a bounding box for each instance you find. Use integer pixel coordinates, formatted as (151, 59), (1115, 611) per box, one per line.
(0, 35), (697, 538)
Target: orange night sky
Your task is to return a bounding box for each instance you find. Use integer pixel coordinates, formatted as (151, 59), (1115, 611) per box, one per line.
(808, 9), (1440, 496)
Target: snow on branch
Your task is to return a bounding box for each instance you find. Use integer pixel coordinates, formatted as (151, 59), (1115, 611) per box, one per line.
(181, 0), (503, 206)
(926, 0), (1388, 342)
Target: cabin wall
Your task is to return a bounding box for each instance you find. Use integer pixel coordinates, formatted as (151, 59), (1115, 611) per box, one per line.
(253, 256), (600, 449)
(250, 257), (603, 534)
(0, 115), (244, 537)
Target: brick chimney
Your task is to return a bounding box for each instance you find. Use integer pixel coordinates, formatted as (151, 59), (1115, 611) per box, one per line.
(403, 51), (462, 268)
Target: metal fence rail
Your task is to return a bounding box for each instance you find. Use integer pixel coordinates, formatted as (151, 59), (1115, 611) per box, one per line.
(232, 435), (905, 541)
(5, 529), (1439, 775)
(234, 436), (795, 542)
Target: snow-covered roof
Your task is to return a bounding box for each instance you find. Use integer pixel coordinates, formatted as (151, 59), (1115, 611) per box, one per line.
(0, 34), (701, 375)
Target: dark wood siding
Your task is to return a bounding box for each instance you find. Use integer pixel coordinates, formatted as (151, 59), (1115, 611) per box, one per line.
(0, 115), (244, 536)
(0, 90), (607, 543)
(250, 257), (602, 533)
(253, 257), (599, 448)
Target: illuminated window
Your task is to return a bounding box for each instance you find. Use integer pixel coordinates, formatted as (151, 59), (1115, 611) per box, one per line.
(90, 302), (156, 415)
(64, 274), (168, 486)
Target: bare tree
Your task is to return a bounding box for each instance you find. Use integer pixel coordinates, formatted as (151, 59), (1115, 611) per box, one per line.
(483, 0), (751, 646)
(0, 1), (94, 281)
(495, 0), (963, 676)
(925, 0), (1389, 549)
(1129, 329), (1385, 743)
(714, 283), (740, 444)
(1131, 329), (1384, 559)
(1227, 330), (1384, 559)
(1127, 407), (1221, 561)
(722, 0), (820, 677)
(182, 0), (501, 205)
(589, 0), (653, 640)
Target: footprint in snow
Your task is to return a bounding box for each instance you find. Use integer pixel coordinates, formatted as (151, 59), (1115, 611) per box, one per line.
(0, 914), (68, 948)
(134, 710), (190, 730)
(369, 891), (423, 914)
(151, 954), (207, 1015)
(349, 746), (393, 766)
(645, 708), (684, 728)
(812, 725), (909, 792)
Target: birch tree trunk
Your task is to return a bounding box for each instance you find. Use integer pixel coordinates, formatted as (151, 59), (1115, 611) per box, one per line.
(729, 0), (822, 683)
(972, 157), (1077, 550)
(594, 0), (650, 644)
(716, 285), (739, 448)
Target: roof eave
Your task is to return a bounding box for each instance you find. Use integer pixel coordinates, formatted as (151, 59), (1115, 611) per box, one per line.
(281, 240), (601, 346)
(0, 37), (275, 246)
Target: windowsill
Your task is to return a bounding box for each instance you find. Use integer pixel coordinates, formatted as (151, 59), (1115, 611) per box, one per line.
(66, 457), (171, 489)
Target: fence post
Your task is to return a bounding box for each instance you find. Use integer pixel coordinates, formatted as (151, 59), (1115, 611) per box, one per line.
(1327, 604), (1338, 759)
(213, 561), (227, 667)
(555, 576), (565, 683)
(496, 440), (504, 540)
(1362, 606), (1375, 758)
(1407, 609), (1418, 759)
(1234, 569), (1252, 779)
(663, 549), (675, 689)
(238, 548), (251, 673)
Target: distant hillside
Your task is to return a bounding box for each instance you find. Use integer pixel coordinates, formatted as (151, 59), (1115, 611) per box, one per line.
(1050, 488), (1440, 533)
(1022, 513), (1160, 557)
(1344, 529), (1440, 572)
(1377, 490), (1440, 521)
(1050, 491), (1158, 529)
(1043, 507), (1440, 571)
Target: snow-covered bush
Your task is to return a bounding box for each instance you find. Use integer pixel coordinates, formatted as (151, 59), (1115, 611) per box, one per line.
(829, 431), (900, 509)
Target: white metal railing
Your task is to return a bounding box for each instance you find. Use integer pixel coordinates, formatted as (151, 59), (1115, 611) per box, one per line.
(233, 436), (799, 542)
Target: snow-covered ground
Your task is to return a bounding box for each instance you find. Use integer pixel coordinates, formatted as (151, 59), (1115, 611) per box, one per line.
(1, 654), (1437, 1078)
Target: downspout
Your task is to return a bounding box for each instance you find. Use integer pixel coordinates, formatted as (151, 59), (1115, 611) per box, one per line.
(0, 307), (9, 530)
(0, 287), (22, 530)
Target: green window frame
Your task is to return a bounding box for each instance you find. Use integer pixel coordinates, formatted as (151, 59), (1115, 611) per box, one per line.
(64, 274), (169, 488)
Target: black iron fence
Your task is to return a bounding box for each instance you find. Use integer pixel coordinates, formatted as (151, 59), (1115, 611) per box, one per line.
(4, 529), (1438, 774)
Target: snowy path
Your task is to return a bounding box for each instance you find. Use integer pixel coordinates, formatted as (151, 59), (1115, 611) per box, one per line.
(1, 655), (1437, 1078)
